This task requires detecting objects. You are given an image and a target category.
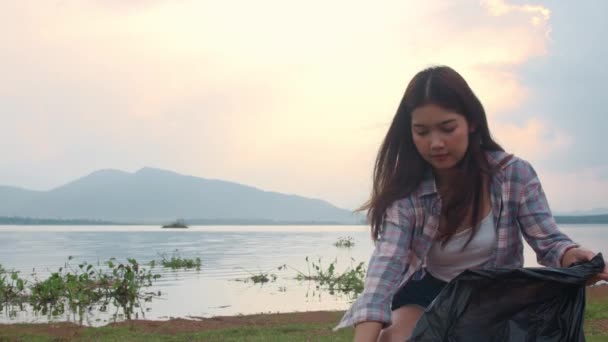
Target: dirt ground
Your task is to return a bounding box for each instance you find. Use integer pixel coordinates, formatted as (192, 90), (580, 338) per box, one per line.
(587, 282), (608, 300)
(0, 311), (345, 340)
(2, 284), (607, 340)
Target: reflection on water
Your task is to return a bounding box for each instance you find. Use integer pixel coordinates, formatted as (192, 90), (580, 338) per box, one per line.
(0, 224), (606, 326)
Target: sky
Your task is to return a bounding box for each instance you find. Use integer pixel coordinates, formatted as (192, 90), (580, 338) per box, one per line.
(1, 0), (607, 213)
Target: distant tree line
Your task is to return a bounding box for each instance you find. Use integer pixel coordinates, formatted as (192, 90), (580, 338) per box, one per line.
(0, 216), (124, 225)
(3, 215), (604, 226)
(0, 216), (361, 226)
(185, 218), (359, 225)
(554, 214), (608, 224)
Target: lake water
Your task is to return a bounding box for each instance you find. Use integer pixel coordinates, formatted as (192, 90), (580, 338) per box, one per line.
(0, 224), (606, 326)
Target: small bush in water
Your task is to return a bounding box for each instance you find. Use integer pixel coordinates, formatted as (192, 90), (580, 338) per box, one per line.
(334, 236), (355, 248)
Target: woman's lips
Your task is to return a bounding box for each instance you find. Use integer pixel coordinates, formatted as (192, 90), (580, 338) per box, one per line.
(431, 154), (448, 161)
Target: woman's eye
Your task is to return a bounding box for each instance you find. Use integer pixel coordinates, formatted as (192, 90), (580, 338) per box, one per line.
(442, 126), (456, 133)
(414, 130), (429, 136)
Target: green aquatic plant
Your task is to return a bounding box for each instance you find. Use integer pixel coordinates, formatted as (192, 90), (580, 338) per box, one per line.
(0, 264), (27, 311)
(158, 250), (202, 270)
(292, 257), (365, 298)
(101, 257), (161, 319)
(3, 256), (162, 323)
(248, 273), (277, 284)
(236, 265), (287, 284)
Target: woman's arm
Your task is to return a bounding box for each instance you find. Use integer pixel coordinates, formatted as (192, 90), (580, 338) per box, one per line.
(354, 322), (383, 342)
(517, 162), (578, 267)
(516, 161), (608, 281)
(335, 202), (413, 336)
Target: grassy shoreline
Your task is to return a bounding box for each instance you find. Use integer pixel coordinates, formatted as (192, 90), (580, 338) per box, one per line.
(0, 311), (351, 341)
(1, 291), (607, 341)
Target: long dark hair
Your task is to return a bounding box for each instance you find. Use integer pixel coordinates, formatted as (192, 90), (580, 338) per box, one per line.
(362, 66), (504, 243)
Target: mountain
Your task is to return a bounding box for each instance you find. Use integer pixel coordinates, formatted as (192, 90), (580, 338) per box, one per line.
(0, 186), (41, 214)
(0, 168), (360, 224)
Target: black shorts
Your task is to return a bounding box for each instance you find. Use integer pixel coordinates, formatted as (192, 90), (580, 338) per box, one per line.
(391, 271), (448, 311)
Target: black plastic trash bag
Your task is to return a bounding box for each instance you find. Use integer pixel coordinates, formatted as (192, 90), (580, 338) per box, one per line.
(409, 253), (605, 342)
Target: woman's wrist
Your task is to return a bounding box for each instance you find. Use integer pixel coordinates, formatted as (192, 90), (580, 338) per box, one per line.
(354, 321), (383, 342)
(560, 245), (580, 267)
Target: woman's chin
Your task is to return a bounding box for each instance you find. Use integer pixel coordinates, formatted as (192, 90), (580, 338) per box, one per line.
(428, 160), (456, 169)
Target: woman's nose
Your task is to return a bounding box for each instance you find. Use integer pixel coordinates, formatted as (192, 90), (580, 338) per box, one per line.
(430, 133), (445, 150)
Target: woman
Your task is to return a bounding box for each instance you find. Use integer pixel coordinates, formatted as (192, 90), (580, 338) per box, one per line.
(336, 66), (608, 341)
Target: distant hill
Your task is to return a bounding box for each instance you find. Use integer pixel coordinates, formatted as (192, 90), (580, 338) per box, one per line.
(555, 214), (608, 224)
(0, 186), (41, 214)
(0, 168), (360, 224)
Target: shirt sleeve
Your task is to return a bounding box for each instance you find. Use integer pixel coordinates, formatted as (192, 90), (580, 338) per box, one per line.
(517, 162), (578, 267)
(334, 203), (412, 330)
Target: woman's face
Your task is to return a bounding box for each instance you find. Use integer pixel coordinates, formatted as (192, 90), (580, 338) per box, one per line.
(411, 104), (472, 170)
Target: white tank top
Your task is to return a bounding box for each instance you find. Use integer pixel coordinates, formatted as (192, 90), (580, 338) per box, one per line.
(426, 212), (495, 282)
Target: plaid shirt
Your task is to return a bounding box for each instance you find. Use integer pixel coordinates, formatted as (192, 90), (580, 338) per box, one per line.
(335, 151), (578, 329)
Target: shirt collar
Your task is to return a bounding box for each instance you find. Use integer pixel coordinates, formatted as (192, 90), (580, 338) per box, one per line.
(418, 168), (438, 198)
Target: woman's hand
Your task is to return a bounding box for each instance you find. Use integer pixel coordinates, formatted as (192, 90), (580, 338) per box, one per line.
(561, 247), (608, 285)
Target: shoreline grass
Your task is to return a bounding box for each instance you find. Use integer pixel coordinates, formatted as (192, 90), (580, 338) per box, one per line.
(1, 298), (607, 341)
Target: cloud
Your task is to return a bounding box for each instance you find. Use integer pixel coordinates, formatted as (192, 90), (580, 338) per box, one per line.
(492, 118), (573, 162)
(509, 1), (608, 171)
(482, 0), (550, 29)
(3, 0), (600, 210)
(537, 166), (608, 213)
